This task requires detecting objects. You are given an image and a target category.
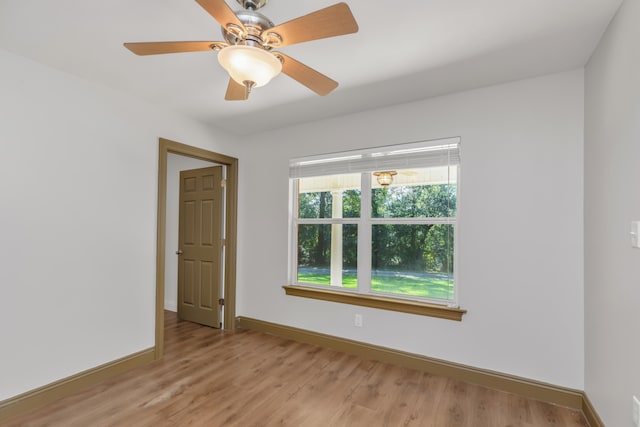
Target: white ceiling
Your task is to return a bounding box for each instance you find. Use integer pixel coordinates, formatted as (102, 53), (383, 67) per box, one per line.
(0, 0), (622, 136)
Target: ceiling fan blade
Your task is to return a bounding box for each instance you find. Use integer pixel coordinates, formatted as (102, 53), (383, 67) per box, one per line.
(266, 3), (358, 47)
(196, 0), (246, 32)
(123, 41), (219, 55)
(276, 53), (338, 96)
(225, 78), (249, 101)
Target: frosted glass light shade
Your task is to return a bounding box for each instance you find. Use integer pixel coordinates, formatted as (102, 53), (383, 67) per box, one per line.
(217, 45), (282, 88)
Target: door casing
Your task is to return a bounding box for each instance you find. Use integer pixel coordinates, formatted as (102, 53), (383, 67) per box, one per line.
(155, 138), (238, 359)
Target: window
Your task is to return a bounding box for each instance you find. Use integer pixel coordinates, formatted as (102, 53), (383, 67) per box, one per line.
(287, 138), (463, 318)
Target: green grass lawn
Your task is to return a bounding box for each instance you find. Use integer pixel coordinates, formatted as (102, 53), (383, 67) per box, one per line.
(297, 272), (453, 300)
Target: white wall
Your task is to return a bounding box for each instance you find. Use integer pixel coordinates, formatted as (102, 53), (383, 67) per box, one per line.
(584, 0), (640, 425)
(237, 70), (585, 389)
(0, 48), (235, 401)
(164, 154), (219, 312)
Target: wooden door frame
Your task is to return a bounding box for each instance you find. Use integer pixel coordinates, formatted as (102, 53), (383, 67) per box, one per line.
(155, 138), (238, 359)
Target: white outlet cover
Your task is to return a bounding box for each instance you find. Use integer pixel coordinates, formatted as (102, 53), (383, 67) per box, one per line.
(633, 395), (640, 427)
(354, 314), (363, 327)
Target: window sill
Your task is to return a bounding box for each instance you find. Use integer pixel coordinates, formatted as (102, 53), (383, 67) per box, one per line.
(282, 285), (466, 321)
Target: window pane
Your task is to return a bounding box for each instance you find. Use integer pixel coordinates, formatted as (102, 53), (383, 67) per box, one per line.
(298, 192), (333, 219)
(371, 167), (457, 218)
(298, 174), (361, 218)
(371, 224), (454, 300)
(297, 224), (357, 288)
(342, 189), (361, 218)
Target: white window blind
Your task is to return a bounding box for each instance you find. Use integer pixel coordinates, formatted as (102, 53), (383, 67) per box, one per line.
(289, 137), (460, 178)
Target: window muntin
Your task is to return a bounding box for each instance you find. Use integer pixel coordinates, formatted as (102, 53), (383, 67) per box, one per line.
(290, 138), (459, 305)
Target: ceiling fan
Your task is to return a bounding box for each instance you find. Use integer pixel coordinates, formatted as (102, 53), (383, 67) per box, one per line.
(124, 0), (358, 100)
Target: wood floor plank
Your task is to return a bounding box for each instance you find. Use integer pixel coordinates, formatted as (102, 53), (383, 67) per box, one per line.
(4, 311), (590, 427)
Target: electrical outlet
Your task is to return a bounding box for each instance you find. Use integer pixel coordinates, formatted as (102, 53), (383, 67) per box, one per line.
(354, 314), (363, 327)
(633, 396), (640, 427)
(632, 221), (640, 248)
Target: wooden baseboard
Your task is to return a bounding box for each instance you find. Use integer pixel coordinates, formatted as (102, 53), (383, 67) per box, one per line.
(582, 393), (605, 427)
(0, 348), (155, 423)
(236, 317), (588, 411)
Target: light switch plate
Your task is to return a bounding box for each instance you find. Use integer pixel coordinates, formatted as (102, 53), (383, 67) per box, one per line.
(632, 222), (640, 249)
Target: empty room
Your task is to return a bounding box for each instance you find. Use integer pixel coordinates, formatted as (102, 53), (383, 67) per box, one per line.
(0, 0), (638, 426)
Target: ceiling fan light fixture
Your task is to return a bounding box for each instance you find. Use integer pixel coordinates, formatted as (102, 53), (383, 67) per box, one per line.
(373, 171), (397, 186)
(217, 45), (282, 88)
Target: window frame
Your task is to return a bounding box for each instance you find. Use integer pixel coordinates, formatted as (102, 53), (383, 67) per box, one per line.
(286, 138), (465, 321)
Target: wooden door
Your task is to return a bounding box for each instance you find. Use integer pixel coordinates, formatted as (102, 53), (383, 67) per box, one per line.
(177, 166), (223, 328)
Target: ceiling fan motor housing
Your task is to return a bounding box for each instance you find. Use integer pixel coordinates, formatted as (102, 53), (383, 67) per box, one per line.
(223, 9), (276, 47)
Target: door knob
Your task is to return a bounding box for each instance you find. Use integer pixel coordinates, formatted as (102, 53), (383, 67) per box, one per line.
(176, 250), (183, 255)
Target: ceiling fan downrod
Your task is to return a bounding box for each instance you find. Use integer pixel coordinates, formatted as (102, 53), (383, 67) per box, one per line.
(236, 0), (268, 11)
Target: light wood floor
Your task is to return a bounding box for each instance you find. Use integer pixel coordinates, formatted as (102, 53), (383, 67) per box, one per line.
(6, 311), (589, 427)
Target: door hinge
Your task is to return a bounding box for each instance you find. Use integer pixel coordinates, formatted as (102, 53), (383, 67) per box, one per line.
(221, 238), (226, 247)
(220, 179), (227, 188)
(218, 298), (224, 306)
